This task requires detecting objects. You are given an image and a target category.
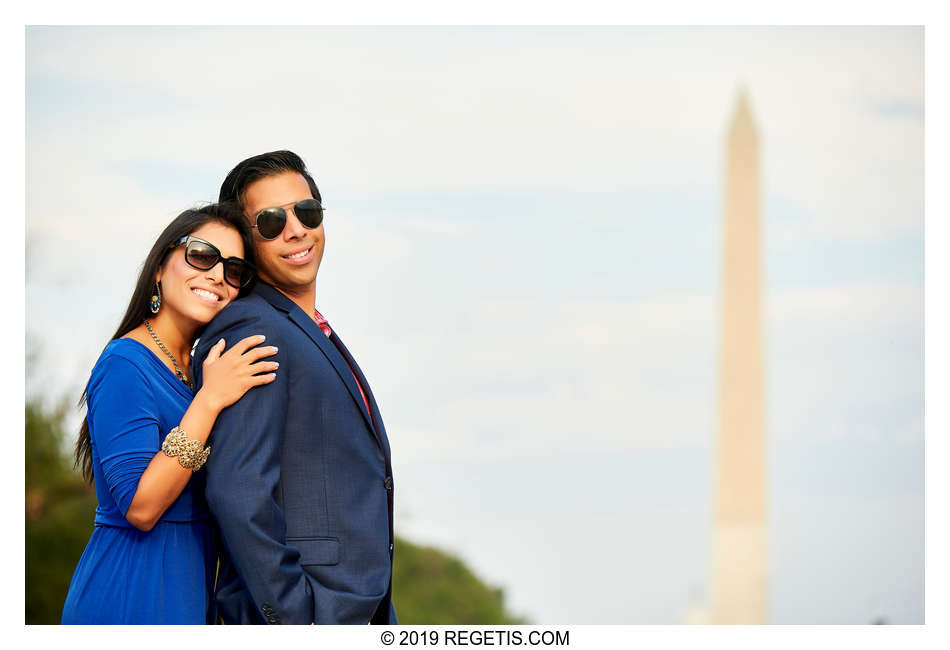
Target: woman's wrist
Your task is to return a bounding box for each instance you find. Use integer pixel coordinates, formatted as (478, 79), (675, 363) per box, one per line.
(191, 386), (223, 416)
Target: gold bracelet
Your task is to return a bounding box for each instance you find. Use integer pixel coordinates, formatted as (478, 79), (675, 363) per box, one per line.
(161, 426), (211, 471)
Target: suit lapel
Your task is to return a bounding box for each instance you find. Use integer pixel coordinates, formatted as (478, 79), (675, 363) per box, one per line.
(329, 330), (389, 456)
(254, 283), (378, 438)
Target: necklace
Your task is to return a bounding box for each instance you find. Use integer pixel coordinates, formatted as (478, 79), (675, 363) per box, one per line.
(143, 319), (194, 390)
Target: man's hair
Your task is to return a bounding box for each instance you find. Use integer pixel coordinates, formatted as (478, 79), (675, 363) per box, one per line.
(219, 150), (322, 209)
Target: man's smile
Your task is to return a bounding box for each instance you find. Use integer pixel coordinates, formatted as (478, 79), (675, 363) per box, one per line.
(281, 246), (314, 265)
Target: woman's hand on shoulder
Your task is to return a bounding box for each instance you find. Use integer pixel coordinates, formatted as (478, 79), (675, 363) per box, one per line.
(197, 335), (278, 412)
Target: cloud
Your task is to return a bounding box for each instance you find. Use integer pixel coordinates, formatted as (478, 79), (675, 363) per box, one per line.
(365, 278), (923, 466)
(27, 27), (922, 242)
(766, 283), (923, 449)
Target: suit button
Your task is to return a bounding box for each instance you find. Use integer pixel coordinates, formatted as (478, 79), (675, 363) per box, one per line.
(384, 476), (393, 491)
(389, 543), (394, 552)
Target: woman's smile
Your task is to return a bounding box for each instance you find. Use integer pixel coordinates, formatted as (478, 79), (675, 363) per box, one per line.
(190, 286), (223, 304)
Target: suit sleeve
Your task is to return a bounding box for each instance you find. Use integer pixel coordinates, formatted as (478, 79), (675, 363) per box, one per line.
(194, 305), (313, 625)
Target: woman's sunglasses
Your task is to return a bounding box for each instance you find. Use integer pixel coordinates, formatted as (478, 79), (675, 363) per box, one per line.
(252, 198), (324, 240)
(169, 236), (256, 289)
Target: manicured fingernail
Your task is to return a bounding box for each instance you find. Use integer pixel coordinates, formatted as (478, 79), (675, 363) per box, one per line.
(218, 338), (225, 345)
(273, 362), (279, 368)
(259, 335), (266, 341)
(272, 346), (279, 353)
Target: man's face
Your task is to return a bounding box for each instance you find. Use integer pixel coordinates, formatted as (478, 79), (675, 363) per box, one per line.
(243, 171), (325, 294)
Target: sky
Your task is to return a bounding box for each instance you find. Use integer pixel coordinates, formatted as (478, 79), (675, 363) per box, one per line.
(25, 26), (923, 623)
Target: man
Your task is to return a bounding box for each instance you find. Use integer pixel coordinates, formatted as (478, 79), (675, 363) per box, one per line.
(193, 151), (396, 625)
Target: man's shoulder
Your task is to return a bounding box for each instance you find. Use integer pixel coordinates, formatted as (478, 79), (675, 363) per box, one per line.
(196, 294), (284, 353)
(212, 293), (275, 324)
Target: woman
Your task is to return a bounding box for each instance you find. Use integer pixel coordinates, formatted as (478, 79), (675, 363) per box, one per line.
(61, 203), (277, 624)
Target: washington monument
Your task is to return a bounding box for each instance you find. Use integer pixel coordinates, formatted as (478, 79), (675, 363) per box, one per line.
(710, 87), (768, 624)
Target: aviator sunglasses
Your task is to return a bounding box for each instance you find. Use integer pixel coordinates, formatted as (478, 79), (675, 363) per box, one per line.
(168, 235), (256, 289)
(252, 198), (324, 240)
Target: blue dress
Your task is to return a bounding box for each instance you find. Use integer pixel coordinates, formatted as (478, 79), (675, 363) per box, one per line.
(62, 338), (215, 624)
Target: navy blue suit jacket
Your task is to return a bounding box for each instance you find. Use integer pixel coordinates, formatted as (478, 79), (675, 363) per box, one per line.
(193, 282), (396, 625)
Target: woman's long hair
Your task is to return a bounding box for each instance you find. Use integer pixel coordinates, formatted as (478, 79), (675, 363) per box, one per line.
(74, 203), (255, 484)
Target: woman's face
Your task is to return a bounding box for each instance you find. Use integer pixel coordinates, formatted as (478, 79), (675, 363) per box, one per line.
(156, 221), (245, 327)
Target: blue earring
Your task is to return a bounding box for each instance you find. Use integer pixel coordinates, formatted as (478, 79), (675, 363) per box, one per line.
(150, 281), (161, 314)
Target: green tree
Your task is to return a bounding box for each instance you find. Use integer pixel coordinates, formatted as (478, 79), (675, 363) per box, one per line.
(25, 400), (97, 624)
(392, 537), (527, 624)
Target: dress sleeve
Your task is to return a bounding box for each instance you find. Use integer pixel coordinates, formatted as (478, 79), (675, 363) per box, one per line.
(87, 354), (161, 516)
